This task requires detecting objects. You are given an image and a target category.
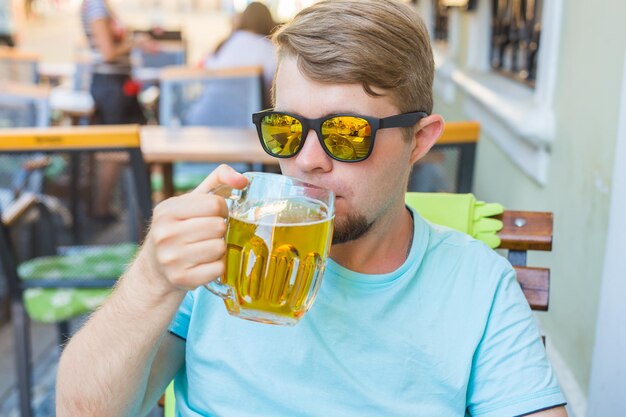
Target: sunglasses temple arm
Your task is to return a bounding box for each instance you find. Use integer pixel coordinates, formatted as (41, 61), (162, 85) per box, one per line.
(380, 111), (428, 128)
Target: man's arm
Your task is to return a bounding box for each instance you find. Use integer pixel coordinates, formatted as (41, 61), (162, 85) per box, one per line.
(56, 166), (247, 417)
(90, 19), (158, 63)
(524, 405), (568, 416)
(90, 18), (133, 63)
(56, 250), (185, 417)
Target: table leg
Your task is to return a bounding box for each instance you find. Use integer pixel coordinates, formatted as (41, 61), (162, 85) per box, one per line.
(162, 163), (174, 199)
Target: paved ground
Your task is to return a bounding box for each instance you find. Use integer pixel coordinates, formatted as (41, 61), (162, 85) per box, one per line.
(0, 320), (59, 417)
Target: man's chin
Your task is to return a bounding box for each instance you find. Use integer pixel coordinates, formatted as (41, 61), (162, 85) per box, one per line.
(331, 213), (372, 245)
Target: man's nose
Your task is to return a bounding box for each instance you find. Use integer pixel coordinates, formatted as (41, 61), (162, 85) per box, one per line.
(294, 129), (333, 173)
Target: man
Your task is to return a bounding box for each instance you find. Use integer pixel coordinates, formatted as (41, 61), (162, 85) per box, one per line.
(56, 1), (568, 416)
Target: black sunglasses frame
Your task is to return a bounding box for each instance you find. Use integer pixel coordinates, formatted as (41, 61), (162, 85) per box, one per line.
(252, 109), (429, 162)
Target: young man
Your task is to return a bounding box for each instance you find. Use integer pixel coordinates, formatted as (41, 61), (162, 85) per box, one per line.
(56, 1), (568, 416)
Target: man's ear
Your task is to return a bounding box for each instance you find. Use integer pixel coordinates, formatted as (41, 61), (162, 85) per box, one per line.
(409, 114), (445, 165)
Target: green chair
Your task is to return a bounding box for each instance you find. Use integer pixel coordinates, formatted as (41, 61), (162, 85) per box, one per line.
(162, 192), (553, 414)
(0, 125), (152, 417)
(405, 192), (504, 248)
(164, 381), (176, 417)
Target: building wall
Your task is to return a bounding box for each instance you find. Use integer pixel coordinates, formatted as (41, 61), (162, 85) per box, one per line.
(429, 0), (626, 398)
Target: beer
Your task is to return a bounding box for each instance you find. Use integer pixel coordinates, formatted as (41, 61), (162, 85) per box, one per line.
(222, 197), (334, 325)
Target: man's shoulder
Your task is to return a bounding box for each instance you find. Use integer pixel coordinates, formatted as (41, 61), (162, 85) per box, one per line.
(421, 216), (491, 250)
(419, 216), (512, 275)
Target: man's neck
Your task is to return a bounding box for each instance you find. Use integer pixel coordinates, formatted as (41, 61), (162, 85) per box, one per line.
(329, 204), (414, 274)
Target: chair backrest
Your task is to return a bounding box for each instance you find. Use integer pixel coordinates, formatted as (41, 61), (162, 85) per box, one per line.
(0, 82), (51, 128)
(0, 83), (52, 197)
(132, 41), (186, 69)
(0, 192), (38, 323)
(0, 47), (40, 84)
(410, 121), (480, 194)
(158, 66), (264, 128)
(72, 58), (93, 92)
(133, 28), (184, 41)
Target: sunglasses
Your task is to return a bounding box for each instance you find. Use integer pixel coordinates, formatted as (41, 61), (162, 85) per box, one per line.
(252, 109), (428, 162)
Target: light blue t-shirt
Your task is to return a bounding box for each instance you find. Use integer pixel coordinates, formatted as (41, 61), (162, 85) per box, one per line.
(169, 210), (565, 416)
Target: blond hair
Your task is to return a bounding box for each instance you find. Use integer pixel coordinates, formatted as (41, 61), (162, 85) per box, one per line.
(271, 0), (434, 114)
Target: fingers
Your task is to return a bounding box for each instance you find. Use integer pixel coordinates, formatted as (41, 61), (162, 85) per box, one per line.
(144, 165), (249, 291)
(154, 192), (229, 221)
(191, 164), (248, 195)
(157, 239), (227, 290)
(171, 261), (226, 290)
(177, 217), (228, 244)
(183, 239), (227, 268)
(150, 206), (228, 252)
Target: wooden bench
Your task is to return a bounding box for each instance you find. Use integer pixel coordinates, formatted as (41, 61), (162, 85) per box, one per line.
(497, 210), (552, 311)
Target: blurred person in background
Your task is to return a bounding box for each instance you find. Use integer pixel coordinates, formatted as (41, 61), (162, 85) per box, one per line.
(200, 1), (277, 103)
(0, 0), (23, 47)
(81, 0), (156, 220)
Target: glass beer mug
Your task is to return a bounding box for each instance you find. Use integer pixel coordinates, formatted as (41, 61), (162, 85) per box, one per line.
(207, 172), (335, 326)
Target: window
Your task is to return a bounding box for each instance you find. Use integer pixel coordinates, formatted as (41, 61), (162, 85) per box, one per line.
(433, 1), (450, 42)
(490, 0), (543, 87)
(426, 0), (562, 184)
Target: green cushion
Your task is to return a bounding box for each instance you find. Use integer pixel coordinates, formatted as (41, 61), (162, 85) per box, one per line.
(406, 192), (504, 248)
(18, 243), (138, 323)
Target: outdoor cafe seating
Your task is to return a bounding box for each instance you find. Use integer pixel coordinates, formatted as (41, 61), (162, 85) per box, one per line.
(0, 125), (152, 417)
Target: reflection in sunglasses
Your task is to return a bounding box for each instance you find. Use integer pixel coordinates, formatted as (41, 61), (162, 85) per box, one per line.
(324, 134), (357, 160)
(259, 113), (373, 161)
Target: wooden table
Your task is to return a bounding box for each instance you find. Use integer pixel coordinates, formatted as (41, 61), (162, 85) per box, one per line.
(140, 126), (275, 198)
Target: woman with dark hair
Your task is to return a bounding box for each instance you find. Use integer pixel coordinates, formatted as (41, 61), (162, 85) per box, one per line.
(203, 2), (278, 99)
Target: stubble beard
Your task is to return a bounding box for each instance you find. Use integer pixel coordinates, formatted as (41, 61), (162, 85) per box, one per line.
(331, 212), (373, 245)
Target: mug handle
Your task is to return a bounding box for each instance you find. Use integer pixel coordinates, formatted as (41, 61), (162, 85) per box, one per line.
(204, 183), (244, 300)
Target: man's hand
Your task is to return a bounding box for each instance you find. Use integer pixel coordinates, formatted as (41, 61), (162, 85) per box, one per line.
(141, 164), (248, 295)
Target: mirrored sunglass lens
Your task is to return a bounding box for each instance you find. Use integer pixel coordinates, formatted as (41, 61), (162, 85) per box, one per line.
(260, 114), (303, 156)
(321, 116), (371, 161)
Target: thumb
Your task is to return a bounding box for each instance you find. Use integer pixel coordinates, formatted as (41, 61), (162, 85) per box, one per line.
(191, 164), (248, 195)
